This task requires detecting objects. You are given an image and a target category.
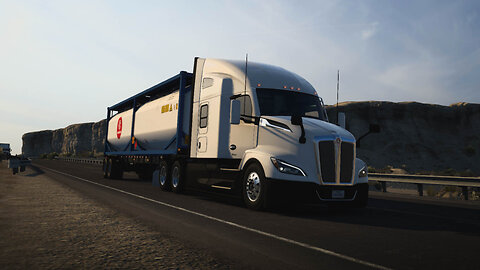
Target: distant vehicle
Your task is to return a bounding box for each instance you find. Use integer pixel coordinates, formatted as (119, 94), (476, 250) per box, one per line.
(0, 143), (11, 157)
(103, 58), (369, 209)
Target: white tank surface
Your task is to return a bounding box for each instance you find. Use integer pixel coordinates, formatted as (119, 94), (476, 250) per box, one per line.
(107, 109), (133, 151)
(134, 90), (180, 150)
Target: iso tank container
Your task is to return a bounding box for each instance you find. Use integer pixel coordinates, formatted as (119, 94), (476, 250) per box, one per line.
(107, 89), (191, 152)
(107, 109), (133, 151)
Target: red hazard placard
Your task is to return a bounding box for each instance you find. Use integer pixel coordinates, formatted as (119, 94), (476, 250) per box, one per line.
(117, 117), (122, 139)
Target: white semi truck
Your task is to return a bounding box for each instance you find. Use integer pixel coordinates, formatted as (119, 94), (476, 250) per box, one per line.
(104, 57), (369, 209)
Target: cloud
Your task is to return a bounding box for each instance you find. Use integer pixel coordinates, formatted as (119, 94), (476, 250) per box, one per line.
(361, 22), (378, 40)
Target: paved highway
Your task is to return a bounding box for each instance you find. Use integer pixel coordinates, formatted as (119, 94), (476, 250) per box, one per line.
(33, 160), (480, 269)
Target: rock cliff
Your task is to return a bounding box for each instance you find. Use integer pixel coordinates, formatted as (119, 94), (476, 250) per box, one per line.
(327, 102), (480, 174)
(22, 102), (480, 174)
(22, 120), (106, 157)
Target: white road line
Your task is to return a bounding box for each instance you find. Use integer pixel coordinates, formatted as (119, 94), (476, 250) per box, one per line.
(38, 165), (392, 270)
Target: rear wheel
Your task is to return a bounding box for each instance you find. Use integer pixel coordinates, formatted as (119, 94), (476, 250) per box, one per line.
(243, 163), (269, 210)
(158, 160), (170, 191)
(110, 159), (123, 179)
(171, 161), (185, 193)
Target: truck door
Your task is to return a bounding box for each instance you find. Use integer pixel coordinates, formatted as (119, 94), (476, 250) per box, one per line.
(229, 95), (257, 159)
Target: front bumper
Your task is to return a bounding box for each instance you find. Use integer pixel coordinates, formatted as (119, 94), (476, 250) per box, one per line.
(266, 178), (368, 203)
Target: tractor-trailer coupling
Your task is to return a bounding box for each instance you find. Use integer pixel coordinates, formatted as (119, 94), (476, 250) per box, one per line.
(103, 57), (369, 210)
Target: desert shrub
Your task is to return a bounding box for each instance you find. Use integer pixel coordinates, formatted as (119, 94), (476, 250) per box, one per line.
(77, 151), (94, 158)
(368, 165), (393, 174)
(426, 187), (438, 197)
(444, 186), (458, 193)
(46, 152), (58, 159)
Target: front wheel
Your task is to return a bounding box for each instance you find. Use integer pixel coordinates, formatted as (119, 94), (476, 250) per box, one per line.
(351, 183), (369, 208)
(242, 163), (269, 210)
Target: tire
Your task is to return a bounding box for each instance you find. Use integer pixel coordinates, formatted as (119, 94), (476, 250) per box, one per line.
(351, 183), (368, 208)
(170, 161), (185, 193)
(158, 160), (170, 191)
(242, 163), (269, 210)
(110, 159), (123, 179)
(103, 158), (111, 178)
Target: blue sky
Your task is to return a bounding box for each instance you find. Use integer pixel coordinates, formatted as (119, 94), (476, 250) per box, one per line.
(1, 0), (479, 154)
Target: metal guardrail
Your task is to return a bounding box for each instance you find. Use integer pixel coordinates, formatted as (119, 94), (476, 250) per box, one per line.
(57, 157), (104, 165)
(368, 173), (480, 200)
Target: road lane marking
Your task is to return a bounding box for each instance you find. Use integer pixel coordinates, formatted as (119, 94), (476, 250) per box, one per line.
(38, 165), (392, 270)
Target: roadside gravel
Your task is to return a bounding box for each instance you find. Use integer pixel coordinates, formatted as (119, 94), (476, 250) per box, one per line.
(0, 164), (238, 269)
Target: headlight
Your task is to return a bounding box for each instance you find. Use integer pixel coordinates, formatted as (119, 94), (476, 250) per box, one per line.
(358, 167), (368, 178)
(270, 158), (306, 176)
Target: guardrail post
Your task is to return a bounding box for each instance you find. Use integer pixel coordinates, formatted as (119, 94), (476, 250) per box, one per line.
(381, 181), (387, 192)
(462, 186), (469, 200)
(417, 184), (423, 196)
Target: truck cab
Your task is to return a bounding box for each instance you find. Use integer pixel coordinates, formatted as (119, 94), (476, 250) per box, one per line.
(188, 58), (368, 209)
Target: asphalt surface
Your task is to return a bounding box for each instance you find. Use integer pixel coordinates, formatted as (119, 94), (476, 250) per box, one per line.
(32, 159), (480, 270)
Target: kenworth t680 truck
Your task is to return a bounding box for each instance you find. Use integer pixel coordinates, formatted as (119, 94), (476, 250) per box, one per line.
(103, 57), (369, 209)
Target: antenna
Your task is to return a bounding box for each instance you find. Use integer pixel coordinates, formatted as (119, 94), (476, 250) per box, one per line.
(243, 53), (248, 117)
(244, 53), (248, 95)
(336, 69), (339, 125)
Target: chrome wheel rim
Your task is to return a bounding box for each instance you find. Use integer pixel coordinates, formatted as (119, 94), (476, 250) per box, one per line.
(246, 172), (261, 202)
(159, 165), (167, 186)
(172, 166), (179, 188)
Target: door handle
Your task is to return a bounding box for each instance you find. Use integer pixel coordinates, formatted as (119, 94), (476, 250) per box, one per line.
(230, 144), (236, 150)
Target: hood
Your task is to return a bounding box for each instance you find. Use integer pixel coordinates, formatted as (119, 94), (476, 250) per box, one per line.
(262, 116), (355, 142)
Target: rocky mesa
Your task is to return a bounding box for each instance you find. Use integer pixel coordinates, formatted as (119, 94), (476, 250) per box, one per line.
(22, 120), (106, 158)
(22, 102), (480, 175)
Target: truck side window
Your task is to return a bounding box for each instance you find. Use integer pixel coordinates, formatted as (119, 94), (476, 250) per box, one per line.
(200, 104), (208, 128)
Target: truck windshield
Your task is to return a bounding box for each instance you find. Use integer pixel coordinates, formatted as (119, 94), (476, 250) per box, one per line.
(256, 88), (327, 121)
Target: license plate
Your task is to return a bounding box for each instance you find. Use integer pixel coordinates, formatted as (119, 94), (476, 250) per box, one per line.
(332, 190), (345, 199)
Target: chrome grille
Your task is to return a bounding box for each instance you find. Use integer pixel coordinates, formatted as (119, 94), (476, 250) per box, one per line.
(340, 142), (354, 183)
(317, 139), (355, 185)
(318, 141), (335, 183)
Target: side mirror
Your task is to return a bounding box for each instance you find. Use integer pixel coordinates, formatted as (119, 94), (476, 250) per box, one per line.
(338, 112), (346, 129)
(231, 100), (241, 124)
(291, 115), (303, 125)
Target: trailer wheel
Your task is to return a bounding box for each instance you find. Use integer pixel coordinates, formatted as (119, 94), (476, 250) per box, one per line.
(103, 158), (111, 178)
(171, 161), (185, 193)
(158, 160), (170, 191)
(243, 163), (268, 210)
(110, 159), (123, 179)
